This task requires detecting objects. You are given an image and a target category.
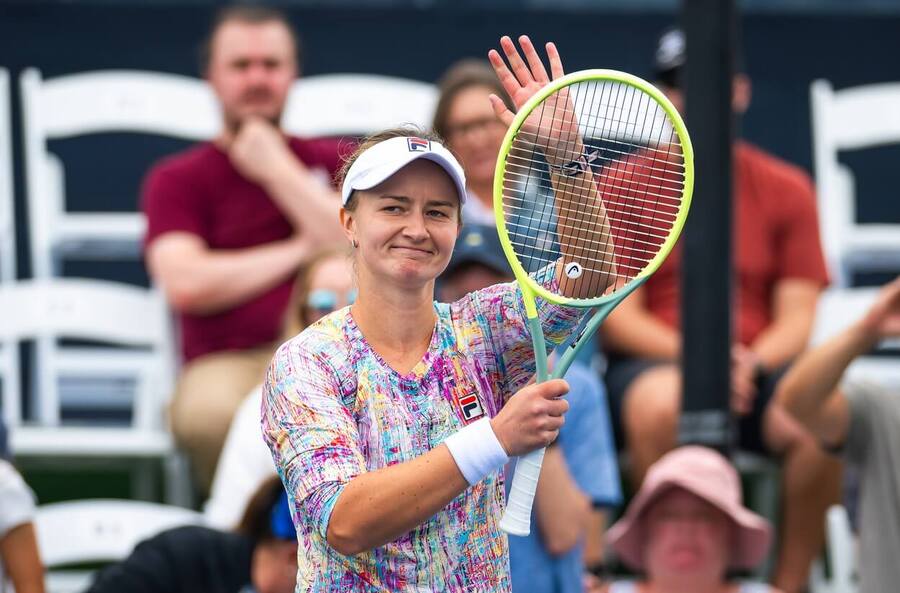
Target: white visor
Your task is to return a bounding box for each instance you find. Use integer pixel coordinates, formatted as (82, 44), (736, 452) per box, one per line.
(341, 136), (467, 206)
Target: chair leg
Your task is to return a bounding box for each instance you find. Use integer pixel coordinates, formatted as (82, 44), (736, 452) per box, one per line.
(131, 458), (156, 501)
(164, 452), (194, 509)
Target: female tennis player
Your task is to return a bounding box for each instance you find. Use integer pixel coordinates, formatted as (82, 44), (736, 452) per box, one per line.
(262, 35), (613, 592)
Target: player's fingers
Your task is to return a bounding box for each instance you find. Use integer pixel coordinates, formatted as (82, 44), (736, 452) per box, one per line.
(545, 415), (564, 431)
(488, 49), (522, 101)
(546, 398), (569, 417)
(542, 429), (560, 447)
(500, 35), (534, 88)
(547, 42), (565, 80)
(537, 378), (570, 400)
(519, 35), (550, 83)
(489, 94), (515, 127)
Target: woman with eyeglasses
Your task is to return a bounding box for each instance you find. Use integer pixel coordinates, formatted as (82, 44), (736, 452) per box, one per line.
(205, 249), (354, 529)
(432, 59), (512, 227)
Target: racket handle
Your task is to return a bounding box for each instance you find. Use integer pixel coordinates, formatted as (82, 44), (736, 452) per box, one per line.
(500, 446), (547, 536)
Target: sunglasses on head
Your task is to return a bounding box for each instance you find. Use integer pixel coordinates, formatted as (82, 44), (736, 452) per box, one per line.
(306, 289), (357, 312)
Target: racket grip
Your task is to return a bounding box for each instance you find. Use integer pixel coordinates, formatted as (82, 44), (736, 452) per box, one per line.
(499, 446), (547, 536)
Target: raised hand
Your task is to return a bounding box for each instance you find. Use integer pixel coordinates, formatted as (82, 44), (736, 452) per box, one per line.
(488, 35), (582, 165)
(227, 116), (299, 186)
(860, 275), (900, 340)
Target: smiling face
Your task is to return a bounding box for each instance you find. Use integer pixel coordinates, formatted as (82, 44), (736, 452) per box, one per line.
(642, 489), (733, 584)
(341, 159), (461, 290)
(206, 19), (297, 131)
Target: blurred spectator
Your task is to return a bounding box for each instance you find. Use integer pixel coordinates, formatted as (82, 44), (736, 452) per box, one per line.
(439, 225), (622, 593)
(432, 59), (511, 227)
(141, 5), (348, 493)
(600, 28), (838, 593)
(88, 476), (296, 593)
(0, 460), (44, 593)
(591, 446), (779, 593)
(776, 275), (900, 593)
(205, 249), (354, 529)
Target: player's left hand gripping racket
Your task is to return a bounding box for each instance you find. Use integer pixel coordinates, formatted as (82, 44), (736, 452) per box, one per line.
(493, 62), (694, 536)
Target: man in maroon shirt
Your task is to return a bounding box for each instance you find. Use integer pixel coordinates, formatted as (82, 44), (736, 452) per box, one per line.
(600, 29), (839, 593)
(142, 6), (346, 493)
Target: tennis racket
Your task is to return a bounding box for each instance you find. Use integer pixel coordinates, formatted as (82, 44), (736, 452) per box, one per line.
(494, 67), (694, 536)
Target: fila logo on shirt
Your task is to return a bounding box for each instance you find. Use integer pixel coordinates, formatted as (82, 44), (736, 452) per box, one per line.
(458, 392), (484, 422)
(407, 137), (431, 152)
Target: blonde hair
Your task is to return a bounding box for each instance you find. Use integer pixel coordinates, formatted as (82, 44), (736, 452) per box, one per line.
(280, 248), (353, 339)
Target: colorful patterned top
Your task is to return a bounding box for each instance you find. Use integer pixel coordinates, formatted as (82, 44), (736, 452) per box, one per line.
(262, 270), (582, 592)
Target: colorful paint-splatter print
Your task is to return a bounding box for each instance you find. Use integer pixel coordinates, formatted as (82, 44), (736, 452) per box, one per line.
(262, 271), (582, 592)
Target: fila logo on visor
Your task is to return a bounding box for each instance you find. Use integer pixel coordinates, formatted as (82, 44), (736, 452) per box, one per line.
(407, 137), (431, 152)
(459, 392), (484, 422)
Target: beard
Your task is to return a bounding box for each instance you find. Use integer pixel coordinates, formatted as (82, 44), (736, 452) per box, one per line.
(224, 89), (284, 132)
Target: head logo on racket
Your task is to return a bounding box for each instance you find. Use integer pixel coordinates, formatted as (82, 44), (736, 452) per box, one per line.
(563, 261), (583, 280)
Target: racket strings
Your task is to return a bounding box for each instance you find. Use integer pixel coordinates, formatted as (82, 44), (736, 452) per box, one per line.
(503, 112), (686, 164)
(502, 78), (687, 300)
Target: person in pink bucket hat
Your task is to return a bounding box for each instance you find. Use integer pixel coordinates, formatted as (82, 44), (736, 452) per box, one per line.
(595, 446), (780, 593)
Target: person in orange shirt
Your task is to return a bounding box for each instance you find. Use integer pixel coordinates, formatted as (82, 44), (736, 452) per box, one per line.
(600, 28), (838, 593)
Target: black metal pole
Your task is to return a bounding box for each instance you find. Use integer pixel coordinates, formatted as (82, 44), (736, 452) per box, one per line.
(679, 0), (736, 452)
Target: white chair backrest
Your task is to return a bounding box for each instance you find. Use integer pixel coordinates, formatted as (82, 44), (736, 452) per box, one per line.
(284, 73), (437, 137)
(0, 279), (169, 344)
(0, 68), (21, 430)
(24, 69), (220, 139)
(35, 499), (204, 566)
(20, 69), (220, 279)
(0, 279), (175, 427)
(810, 79), (900, 286)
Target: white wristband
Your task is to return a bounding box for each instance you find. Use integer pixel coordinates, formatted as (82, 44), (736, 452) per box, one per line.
(444, 418), (510, 486)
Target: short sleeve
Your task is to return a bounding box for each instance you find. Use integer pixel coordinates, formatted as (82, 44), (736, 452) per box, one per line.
(558, 363), (623, 507)
(773, 171), (829, 286)
(0, 460), (36, 536)
(141, 162), (208, 247)
(261, 336), (366, 539)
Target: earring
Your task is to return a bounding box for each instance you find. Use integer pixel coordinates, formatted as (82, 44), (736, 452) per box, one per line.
(351, 239), (359, 249)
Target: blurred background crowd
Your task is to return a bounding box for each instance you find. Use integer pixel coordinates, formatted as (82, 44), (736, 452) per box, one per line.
(0, 1), (899, 592)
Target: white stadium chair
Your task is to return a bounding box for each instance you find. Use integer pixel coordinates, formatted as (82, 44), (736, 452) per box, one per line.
(283, 73), (437, 137)
(0, 279), (189, 505)
(35, 499), (203, 593)
(19, 68), (219, 430)
(810, 79), (900, 287)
